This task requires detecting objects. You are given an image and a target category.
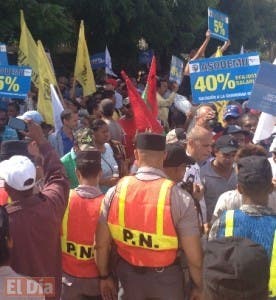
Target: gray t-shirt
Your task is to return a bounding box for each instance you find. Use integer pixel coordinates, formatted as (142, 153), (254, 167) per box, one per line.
(200, 160), (237, 222)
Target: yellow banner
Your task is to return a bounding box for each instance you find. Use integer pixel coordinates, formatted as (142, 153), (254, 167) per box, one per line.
(37, 41), (58, 125)
(74, 20), (96, 96)
(18, 10), (39, 87)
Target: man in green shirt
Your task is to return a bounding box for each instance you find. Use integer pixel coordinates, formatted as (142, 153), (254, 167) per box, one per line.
(61, 128), (95, 188)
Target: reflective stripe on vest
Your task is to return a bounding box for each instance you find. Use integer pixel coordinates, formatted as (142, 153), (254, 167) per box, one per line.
(108, 177), (178, 250)
(61, 191), (95, 261)
(0, 187), (11, 205)
(225, 210), (234, 237)
(224, 210), (276, 297)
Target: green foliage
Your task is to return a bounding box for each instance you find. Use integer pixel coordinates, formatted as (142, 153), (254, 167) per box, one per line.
(1, 0), (276, 73)
(219, 0), (276, 59)
(0, 0), (74, 50)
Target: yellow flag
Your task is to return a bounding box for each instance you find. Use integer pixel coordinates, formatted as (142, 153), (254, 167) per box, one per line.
(18, 10), (39, 87)
(74, 20), (96, 96)
(37, 40), (58, 125)
(214, 46), (228, 124)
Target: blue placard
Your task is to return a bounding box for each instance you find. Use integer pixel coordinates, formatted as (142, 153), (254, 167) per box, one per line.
(0, 44), (8, 66)
(91, 52), (105, 70)
(0, 65), (32, 99)
(248, 62), (276, 116)
(208, 7), (229, 42)
(169, 56), (183, 85)
(189, 52), (260, 104)
(139, 49), (154, 65)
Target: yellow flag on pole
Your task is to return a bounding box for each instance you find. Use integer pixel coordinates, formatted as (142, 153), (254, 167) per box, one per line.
(37, 40), (58, 125)
(18, 10), (39, 87)
(74, 20), (96, 96)
(213, 46), (228, 124)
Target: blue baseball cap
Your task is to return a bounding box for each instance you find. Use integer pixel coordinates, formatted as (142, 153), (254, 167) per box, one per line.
(223, 105), (242, 120)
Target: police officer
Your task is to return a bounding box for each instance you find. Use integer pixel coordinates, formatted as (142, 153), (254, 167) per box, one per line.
(61, 149), (104, 300)
(95, 133), (203, 300)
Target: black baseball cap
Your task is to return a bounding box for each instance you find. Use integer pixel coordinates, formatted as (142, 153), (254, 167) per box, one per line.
(164, 142), (195, 167)
(204, 237), (269, 297)
(215, 135), (239, 153)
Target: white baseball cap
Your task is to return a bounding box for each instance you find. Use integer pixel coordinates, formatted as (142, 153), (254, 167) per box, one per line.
(0, 155), (36, 191)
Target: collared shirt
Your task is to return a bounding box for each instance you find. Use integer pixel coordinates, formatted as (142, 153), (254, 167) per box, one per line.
(60, 130), (74, 156)
(75, 185), (103, 199)
(100, 166), (200, 237)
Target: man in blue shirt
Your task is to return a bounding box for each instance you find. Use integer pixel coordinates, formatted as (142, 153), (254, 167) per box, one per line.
(49, 109), (78, 157)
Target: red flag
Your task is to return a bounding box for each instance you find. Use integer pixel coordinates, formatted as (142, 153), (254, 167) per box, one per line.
(142, 56), (158, 118)
(121, 70), (163, 134)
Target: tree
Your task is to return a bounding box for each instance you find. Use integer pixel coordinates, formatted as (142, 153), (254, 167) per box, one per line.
(0, 0), (74, 50)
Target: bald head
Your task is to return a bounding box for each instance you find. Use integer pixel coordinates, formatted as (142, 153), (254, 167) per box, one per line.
(187, 126), (213, 162)
(187, 126), (212, 141)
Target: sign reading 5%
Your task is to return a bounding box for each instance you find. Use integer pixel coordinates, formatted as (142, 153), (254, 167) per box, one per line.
(0, 76), (20, 92)
(214, 20), (226, 36)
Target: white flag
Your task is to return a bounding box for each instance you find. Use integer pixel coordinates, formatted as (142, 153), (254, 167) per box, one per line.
(50, 84), (64, 133)
(253, 112), (276, 144)
(105, 46), (117, 77)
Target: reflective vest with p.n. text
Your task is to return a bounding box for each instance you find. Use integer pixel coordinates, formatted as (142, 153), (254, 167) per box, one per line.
(61, 190), (103, 278)
(107, 176), (178, 267)
(218, 209), (276, 298)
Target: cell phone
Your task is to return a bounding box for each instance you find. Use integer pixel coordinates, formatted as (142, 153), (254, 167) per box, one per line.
(8, 117), (27, 131)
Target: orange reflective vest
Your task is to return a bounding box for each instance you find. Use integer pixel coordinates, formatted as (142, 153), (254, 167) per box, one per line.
(0, 187), (11, 205)
(61, 190), (103, 278)
(108, 176), (178, 267)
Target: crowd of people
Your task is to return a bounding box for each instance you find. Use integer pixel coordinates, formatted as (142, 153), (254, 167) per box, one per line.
(0, 48), (275, 300)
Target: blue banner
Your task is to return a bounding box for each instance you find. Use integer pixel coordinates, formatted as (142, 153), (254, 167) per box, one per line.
(189, 52), (260, 104)
(91, 52), (105, 70)
(0, 44), (8, 66)
(169, 56), (183, 85)
(248, 62), (276, 116)
(0, 65), (32, 99)
(208, 7), (229, 42)
(139, 49), (154, 65)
